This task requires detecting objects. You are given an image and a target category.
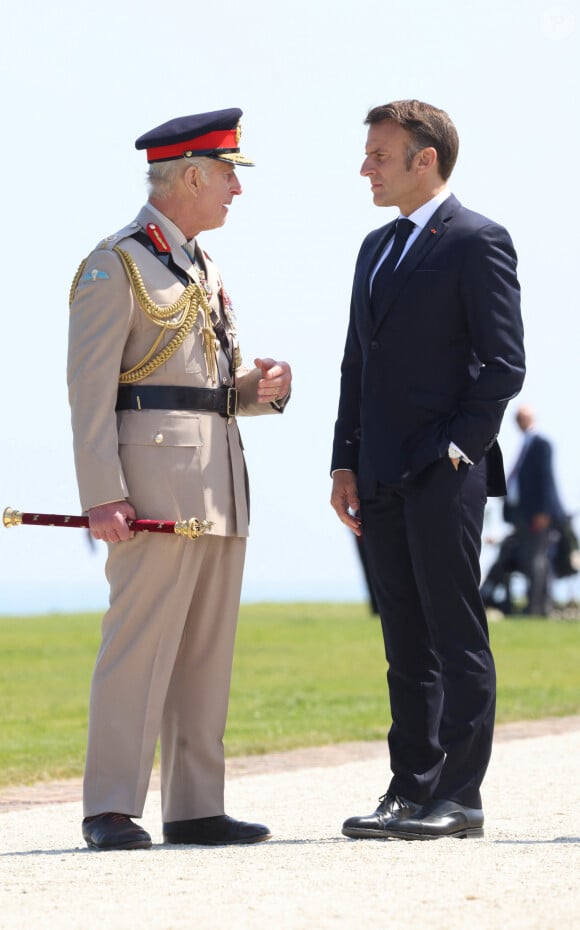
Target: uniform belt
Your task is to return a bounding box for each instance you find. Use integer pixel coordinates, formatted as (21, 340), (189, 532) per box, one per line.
(116, 384), (238, 417)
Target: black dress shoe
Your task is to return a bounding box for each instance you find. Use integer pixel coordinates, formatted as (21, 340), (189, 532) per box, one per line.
(342, 793), (421, 839)
(82, 813), (152, 850)
(163, 814), (272, 846)
(384, 798), (484, 840)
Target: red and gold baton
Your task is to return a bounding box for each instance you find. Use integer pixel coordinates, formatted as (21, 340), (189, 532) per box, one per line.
(2, 507), (213, 540)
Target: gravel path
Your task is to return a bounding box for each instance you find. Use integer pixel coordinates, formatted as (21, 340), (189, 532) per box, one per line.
(1, 718), (579, 930)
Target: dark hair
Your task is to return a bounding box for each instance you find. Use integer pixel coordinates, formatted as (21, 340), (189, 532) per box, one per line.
(365, 100), (459, 181)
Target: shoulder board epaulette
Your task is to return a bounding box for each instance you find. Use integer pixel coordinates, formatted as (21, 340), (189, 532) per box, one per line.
(95, 221), (142, 251)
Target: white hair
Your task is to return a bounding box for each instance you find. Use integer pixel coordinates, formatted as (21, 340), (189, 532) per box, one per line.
(147, 155), (211, 199)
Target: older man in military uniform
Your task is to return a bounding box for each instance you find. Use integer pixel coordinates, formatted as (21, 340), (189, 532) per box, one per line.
(68, 109), (292, 850)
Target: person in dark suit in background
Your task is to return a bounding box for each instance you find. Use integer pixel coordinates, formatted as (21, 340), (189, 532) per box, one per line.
(502, 405), (566, 615)
(330, 100), (525, 841)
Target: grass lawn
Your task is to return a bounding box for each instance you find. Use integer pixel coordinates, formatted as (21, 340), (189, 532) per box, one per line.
(0, 603), (578, 788)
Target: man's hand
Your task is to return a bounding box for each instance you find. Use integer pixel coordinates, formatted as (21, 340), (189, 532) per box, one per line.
(87, 500), (137, 543)
(531, 513), (551, 532)
(254, 357), (292, 404)
(330, 471), (362, 536)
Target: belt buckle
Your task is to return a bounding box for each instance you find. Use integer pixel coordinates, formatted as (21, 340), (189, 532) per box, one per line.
(226, 386), (238, 418)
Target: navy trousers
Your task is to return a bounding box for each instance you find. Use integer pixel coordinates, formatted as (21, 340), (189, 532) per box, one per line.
(360, 456), (494, 809)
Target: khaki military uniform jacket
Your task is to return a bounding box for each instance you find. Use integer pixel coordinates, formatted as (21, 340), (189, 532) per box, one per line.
(68, 203), (280, 537)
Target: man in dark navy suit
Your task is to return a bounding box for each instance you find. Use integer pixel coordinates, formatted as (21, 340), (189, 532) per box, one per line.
(503, 405), (566, 615)
(330, 100), (525, 840)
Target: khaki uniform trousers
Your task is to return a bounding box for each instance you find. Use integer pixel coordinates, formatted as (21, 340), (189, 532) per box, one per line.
(83, 531), (246, 822)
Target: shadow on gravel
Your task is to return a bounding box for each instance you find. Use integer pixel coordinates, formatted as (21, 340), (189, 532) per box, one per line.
(495, 837), (580, 845)
(1, 837), (347, 857)
(1, 848), (89, 857)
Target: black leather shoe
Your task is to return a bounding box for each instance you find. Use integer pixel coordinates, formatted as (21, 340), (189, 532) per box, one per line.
(82, 813), (152, 850)
(342, 793), (421, 839)
(163, 814), (272, 846)
(384, 798), (484, 840)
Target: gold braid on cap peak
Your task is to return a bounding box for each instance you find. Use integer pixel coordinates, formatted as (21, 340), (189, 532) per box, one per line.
(69, 248), (220, 385)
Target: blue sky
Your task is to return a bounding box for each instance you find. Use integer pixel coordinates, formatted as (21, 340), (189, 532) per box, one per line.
(1, 0), (578, 613)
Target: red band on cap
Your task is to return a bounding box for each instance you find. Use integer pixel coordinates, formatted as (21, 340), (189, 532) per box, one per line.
(147, 129), (239, 162)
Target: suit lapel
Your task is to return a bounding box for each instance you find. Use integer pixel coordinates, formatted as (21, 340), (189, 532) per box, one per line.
(370, 195), (460, 333)
(357, 220), (397, 323)
(369, 220), (398, 274)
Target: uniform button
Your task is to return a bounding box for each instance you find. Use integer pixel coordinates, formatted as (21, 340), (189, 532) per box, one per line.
(154, 432), (164, 445)
(370, 341), (379, 350)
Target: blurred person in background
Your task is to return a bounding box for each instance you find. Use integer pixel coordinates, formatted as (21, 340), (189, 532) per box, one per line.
(483, 405), (569, 617)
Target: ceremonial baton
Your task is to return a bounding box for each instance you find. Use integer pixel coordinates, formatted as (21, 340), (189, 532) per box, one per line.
(3, 507), (214, 540)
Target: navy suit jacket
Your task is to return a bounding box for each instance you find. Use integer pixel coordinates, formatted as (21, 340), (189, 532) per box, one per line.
(331, 194), (526, 497)
(505, 434), (566, 525)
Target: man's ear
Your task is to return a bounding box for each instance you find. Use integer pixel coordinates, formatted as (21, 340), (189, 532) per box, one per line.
(414, 146), (438, 174)
(184, 164), (202, 196)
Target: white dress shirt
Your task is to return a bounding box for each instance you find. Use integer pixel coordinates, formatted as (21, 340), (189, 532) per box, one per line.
(369, 188), (452, 290)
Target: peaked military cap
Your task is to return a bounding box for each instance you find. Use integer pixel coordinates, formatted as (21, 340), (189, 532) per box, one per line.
(135, 108), (254, 166)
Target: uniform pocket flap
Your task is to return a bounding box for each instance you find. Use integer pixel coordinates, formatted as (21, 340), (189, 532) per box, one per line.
(117, 410), (203, 447)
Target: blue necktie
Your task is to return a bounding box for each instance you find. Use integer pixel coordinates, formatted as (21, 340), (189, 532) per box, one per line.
(370, 218), (416, 320)
(373, 218), (416, 286)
